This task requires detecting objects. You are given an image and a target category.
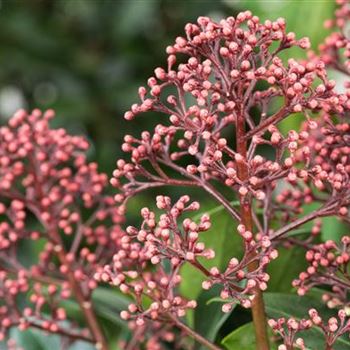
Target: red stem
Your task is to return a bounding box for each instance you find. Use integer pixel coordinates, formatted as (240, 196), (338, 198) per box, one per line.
(244, 106), (288, 140)
(270, 205), (335, 240)
(236, 110), (270, 350)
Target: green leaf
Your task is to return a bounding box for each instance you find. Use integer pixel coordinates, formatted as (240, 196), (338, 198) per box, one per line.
(206, 297), (236, 306)
(179, 262), (206, 305)
(6, 328), (97, 350)
(92, 287), (130, 328)
(264, 293), (350, 349)
(267, 245), (307, 293)
(62, 287), (130, 329)
(70, 342), (96, 350)
(221, 322), (256, 350)
(194, 285), (233, 349)
(322, 216), (349, 242)
(92, 287), (130, 310)
(8, 328), (60, 350)
(222, 321), (278, 350)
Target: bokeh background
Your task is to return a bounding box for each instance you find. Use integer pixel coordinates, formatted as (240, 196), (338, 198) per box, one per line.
(0, 0), (335, 177)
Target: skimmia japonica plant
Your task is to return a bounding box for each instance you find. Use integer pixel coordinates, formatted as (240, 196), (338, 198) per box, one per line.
(2, 1), (350, 350)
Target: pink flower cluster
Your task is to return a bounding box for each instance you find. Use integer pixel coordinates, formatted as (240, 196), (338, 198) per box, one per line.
(318, 0), (350, 77)
(97, 194), (277, 318)
(202, 223), (278, 312)
(270, 117), (350, 240)
(96, 196), (212, 348)
(105, 7), (350, 349)
(269, 309), (350, 350)
(0, 109), (124, 349)
(293, 236), (350, 307)
(113, 11), (345, 216)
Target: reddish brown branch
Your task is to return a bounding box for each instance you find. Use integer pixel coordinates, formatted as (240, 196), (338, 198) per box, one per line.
(244, 106), (288, 140)
(236, 110), (270, 350)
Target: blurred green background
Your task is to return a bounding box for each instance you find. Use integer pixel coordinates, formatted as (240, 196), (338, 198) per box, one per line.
(0, 0), (335, 176)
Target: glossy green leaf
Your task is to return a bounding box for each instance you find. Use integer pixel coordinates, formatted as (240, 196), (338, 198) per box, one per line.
(322, 216), (349, 242)
(92, 287), (130, 310)
(92, 287), (130, 328)
(267, 245), (307, 293)
(8, 328), (60, 350)
(221, 322), (255, 350)
(206, 297), (237, 306)
(222, 321), (278, 350)
(6, 328), (99, 350)
(70, 342), (96, 350)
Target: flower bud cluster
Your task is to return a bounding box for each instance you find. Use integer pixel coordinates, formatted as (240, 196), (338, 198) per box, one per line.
(273, 113), (350, 230)
(0, 109), (124, 345)
(269, 308), (350, 350)
(124, 12), (338, 122)
(202, 225), (278, 311)
(318, 0), (350, 78)
(0, 270), (79, 341)
(113, 11), (347, 215)
(293, 236), (350, 308)
(127, 195), (214, 264)
(96, 198), (278, 350)
(96, 197), (213, 324)
(268, 317), (312, 350)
